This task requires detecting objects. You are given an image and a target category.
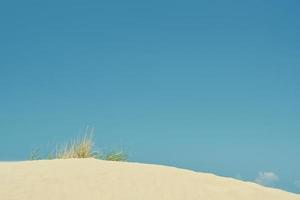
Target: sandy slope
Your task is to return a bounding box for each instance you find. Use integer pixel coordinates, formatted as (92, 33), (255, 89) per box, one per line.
(0, 159), (299, 200)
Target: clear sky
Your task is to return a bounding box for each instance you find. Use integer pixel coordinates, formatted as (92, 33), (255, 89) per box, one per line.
(0, 0), (299, 194)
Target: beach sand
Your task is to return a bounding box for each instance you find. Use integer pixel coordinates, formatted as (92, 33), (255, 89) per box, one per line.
(1, 158), (299, 200)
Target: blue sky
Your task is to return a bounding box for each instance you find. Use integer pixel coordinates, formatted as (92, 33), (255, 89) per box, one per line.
(0, 0), (300, 193)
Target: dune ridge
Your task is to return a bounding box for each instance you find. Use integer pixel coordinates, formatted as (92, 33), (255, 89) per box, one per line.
(0, 158), (299, 200)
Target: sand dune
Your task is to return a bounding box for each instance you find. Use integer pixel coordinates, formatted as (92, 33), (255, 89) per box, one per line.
(0, 158), (299, 200)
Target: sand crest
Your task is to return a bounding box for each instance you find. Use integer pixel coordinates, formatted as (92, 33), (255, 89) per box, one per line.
(0, 158), (299, 200)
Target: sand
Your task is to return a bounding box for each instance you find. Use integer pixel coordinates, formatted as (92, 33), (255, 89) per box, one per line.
(0, 158), (299, 200)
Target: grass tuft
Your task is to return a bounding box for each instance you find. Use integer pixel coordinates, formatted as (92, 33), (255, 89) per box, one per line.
(28, 127), (128, 161)
(54, 131), (97, 159)
(103, 150), (128, 161)
(28, 148), (42, 160)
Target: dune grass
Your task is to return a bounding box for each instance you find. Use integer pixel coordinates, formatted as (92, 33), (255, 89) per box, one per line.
(29, 128), (127, 161)
(54, 132), (96, 159)
(102, 150), (128, 161)
(28, 148), (42, 160)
